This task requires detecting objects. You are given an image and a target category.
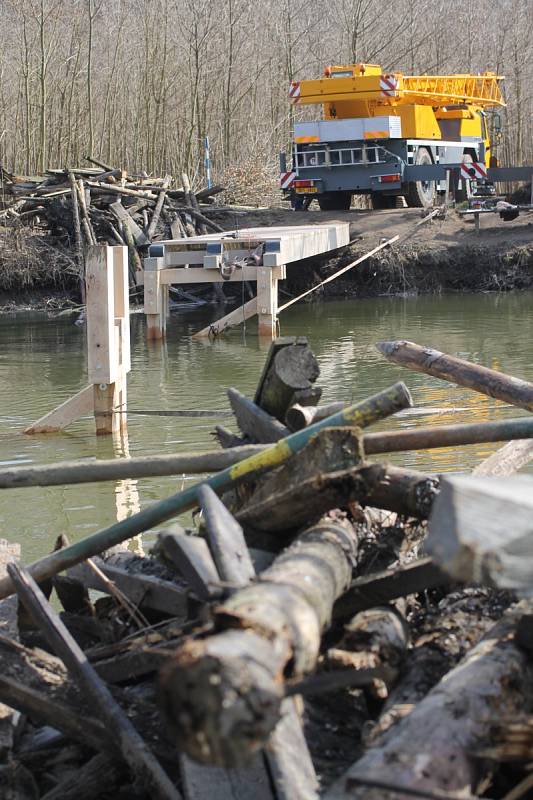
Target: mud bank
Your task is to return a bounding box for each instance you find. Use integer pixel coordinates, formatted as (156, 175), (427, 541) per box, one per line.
(1, 207), (532, 311)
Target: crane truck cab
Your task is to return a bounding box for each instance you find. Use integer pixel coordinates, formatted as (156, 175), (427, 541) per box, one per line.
(281, 63), (505, 210)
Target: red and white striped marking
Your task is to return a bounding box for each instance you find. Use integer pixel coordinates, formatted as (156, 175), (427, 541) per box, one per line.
(460, 161), (488, 182)
(280, 171), (296, 190)
(289, 81), (301, 104)
(380, 74), (398, 96)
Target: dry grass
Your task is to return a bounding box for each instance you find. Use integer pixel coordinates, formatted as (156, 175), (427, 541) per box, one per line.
(0, 226), (79, 291)
(217, 160), (282, 208)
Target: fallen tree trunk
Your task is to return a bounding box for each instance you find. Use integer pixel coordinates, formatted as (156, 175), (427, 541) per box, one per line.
(159, 516), (359, 768)
(237, 447), (438, 533)
(325, 600), (533, 800)
(377, 339), (533, 411)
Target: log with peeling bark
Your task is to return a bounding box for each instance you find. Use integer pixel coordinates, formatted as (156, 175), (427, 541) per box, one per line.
(158, 516), (359, 767)
(236, 433), (439, 532)
(377, 339), (533, 411)
(325, 600), (533, 800)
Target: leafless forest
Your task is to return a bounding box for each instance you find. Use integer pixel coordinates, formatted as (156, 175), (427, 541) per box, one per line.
(0, 0), (531, 184)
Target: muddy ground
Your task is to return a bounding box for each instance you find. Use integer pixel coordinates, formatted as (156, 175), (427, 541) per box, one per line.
(1, 205), (532, 311)
(210, 205), (533, 301)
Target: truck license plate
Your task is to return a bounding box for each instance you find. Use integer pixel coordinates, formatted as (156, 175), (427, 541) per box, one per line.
(296, 187), (317, 193)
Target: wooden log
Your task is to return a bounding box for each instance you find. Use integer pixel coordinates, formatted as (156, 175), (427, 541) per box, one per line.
(363, 416), (533, 454)
(146, 174), (171, 240)
(7, 562), (182, 800)
(254, 338), (321, 422)
(236, 427), (375, 532)
(158, 517), (359, 767)
(0, 383), (411, 602)
(326, 608), (409, 699)
(332, 557), (449, 620)
(198, 485), (255, 587)
(157, 530), (222, 601)
(426, 475), (533, 592)
(192, 297), (257, 339)
(237, 453), (438, 533)
(86, 181), (158, 201)
(110, 200), (150, 246)
(68, 556), (189, 618)
(377, 339), (533, 412)
(197, 486), (318, 798)
(0, 445), (264, 488)
(41, 752), (124, 800)
(473, 438), (533, 476)
(180, 205), (223, 233)
(227, 388), (289, 443)
(325, 601), (533, 800)
(68, 171), (84, 297)
(76, 180), (97, 245)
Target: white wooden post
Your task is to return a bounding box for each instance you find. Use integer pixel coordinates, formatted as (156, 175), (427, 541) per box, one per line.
(87, 245), (130, 435)
(257, 266), (278, 340)
(144, 256), (167, 340)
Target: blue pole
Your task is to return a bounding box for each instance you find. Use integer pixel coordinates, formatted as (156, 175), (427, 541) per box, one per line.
(204, 135), (212, 189)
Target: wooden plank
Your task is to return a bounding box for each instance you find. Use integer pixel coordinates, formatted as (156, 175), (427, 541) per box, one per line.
(157, 531), (221, 601)
(68, 557), (188, 618)
(86, 245), (117, 384)
(113, 246), (131, 373)
(180, 754), (274, 800)
(24, 384), (94, 434)
(197, 485), (255, 588)
(257, 266), (277, 339)
(162, 266), (259, 284)
(227, 388), (289, 443)
(426, 475), (533, 591)
(7, 562), (182, 800)
(332, 557), (449, 620)
(192, 298), (257, 339)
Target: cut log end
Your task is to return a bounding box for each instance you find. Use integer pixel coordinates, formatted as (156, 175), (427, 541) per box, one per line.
(158, 632), (285, 767)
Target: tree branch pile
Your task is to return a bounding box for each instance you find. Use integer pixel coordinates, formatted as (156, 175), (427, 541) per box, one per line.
(2, 337), (533, 798)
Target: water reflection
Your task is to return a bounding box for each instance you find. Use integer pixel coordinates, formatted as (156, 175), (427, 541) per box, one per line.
(1, 290), (532, 561)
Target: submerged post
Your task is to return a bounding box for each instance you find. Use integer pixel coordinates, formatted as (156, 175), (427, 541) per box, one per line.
(257, 266), (278, 339)
(144, 256), (167, 340)
(25, 245), (130, 436)
(87, 245), (130, 434)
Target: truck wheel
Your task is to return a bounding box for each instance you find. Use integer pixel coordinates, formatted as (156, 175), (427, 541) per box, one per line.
(317, 192), (352, 211)
(406, 147), (435, 208)
(371, 194), (397, 209)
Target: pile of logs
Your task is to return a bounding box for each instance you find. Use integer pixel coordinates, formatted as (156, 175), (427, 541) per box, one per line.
(0, 160), (227, 297)
(3, 337), (533, 799)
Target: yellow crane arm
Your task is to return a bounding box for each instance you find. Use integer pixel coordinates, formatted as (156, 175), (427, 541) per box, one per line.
(291, 67), (505, 109)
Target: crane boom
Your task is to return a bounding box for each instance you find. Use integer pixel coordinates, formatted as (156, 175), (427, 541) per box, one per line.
(292, 65), (505, 109)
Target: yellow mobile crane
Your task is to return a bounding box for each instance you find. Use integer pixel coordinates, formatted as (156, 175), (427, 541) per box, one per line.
(281, 63), (505, 209)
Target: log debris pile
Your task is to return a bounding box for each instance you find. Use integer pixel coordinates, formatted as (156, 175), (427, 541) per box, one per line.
(0, 160), (227, 296)
(3, 337), (533, 799)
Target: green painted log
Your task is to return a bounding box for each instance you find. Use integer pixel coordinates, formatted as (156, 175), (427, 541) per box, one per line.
(0, 382), (411, 601)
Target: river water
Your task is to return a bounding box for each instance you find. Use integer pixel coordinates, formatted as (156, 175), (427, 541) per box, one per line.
(1, 290), (532, 563)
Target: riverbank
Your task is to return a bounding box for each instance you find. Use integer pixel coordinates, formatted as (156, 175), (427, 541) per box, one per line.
(1, 207), (532, 311)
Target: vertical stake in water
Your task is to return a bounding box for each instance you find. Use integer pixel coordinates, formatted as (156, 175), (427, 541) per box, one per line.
(204, 136), (212, 190)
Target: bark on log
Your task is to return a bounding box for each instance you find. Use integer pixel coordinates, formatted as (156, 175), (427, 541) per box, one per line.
(325, 600), (533, 800)
(237, 442), (438, 533)
(146, 174), (171, 240)
(473, 438), (533, 476)
(377, 339), (533, 411)
(255, 338), (321, 422)
(286, 402), (344, 431)
(159, 517), (359, 767)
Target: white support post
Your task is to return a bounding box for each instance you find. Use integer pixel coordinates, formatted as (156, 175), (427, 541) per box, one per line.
(257, 266), (278, 340)
(144, 256), (167, 340)
(25, 245), (130, 436)
(86, 245), (130, 435)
